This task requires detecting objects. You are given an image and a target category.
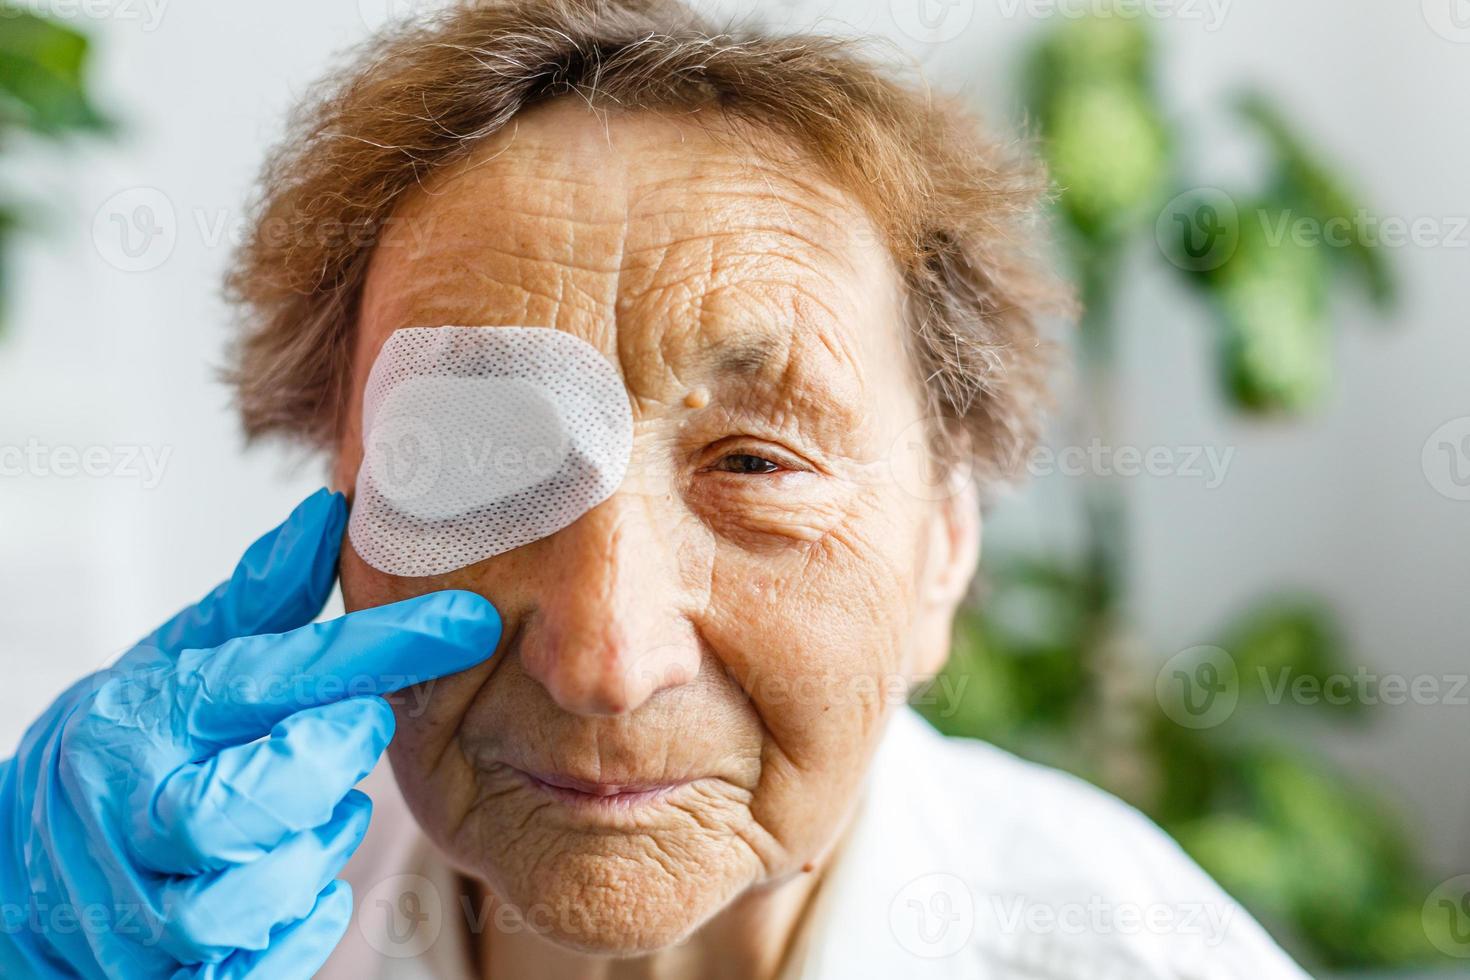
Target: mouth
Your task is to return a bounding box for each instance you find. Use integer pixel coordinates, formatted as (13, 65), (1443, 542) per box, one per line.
(509, 766), (693, 812)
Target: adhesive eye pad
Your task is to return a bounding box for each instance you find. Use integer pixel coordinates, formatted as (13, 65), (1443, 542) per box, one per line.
(348, 326), (634, 577)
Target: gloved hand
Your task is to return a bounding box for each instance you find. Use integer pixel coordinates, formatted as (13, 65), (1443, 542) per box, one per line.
(0, 489), (501, 978)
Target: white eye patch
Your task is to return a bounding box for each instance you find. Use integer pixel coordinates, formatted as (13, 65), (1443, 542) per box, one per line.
(348, 327), (634, 577)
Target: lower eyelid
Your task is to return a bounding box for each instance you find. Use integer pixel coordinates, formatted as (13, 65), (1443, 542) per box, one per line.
(689, 471), (832, 520)
(690, 485), (847, 545)
(701, 468), (814, 487)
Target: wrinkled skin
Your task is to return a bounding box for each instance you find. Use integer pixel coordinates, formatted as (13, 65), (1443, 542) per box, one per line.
(332, 99), (980, 977)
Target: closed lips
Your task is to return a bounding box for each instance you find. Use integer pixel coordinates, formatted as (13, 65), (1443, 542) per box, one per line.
(515, 767), (690, 804)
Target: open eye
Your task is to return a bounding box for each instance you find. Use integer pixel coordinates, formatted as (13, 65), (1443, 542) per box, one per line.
(711, 452), (782, 475)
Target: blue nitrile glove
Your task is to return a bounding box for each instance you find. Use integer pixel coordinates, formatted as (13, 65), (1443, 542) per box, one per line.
(0, 489), (501, 979)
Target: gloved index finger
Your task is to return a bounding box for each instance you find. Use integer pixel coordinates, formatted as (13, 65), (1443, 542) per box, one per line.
(172, 589), (501, 749)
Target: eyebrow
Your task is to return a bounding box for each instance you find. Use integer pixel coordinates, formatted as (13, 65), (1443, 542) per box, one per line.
(701, 337), (783, 378)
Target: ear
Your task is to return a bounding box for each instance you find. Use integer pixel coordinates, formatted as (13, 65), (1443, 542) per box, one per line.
(913, 476), (981, 680)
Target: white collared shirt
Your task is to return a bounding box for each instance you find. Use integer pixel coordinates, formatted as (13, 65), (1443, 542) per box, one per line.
(324, 709), (1310, 979)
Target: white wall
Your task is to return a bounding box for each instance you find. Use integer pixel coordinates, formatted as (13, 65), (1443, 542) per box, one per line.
(1, 0), (1465, 876)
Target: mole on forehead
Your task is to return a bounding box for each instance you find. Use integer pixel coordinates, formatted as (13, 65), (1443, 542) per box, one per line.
(693, 331), (871, 414)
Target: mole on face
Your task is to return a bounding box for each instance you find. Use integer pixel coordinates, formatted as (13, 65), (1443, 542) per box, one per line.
(683, 387), (710, 410)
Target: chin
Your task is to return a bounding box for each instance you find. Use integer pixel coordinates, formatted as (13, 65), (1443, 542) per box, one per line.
(467, 830), (756, 955)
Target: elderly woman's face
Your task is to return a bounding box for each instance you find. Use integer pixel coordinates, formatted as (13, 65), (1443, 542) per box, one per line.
(334, 100), (977, 952)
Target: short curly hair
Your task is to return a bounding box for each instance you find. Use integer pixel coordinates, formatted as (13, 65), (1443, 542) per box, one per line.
(225, 0), (1064, 486)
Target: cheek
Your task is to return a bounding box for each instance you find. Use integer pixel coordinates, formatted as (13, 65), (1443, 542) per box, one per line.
(700, 479), (924, 712)
(339, 538), (412, 610)
(696, 484), (925, 847)
(382, 674), (492, 859)
(341, 539), (519, 853)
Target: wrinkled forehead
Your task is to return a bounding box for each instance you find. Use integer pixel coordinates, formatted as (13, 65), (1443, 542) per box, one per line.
(349, 101), (907, 417)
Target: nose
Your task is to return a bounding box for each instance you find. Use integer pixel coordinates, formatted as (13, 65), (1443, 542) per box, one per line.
(520, 491), (703, 716)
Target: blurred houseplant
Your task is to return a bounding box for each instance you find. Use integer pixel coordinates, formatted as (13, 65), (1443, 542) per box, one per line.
(917, 11), (1457, 974)
(0, 3), (109, 333)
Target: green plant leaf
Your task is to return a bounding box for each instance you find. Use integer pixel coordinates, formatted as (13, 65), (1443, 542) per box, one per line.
(0, 52), (107, 134)
(1221, 598), (1365, 715)
(0, 10), (110, 331)
(1210, 198), (1332, 413)
(1173, 813), (1299, 918)
(1025, 11), (1153, 101)
(1044, 80), (1170, 240)
(1024, 13), (1171, 245)
(0, 8), (108, 135)
(0, 6), (89, 80)
(1237, 92), (1396, 311)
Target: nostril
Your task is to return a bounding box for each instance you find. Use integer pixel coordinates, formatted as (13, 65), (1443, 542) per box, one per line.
(548, 678), (631, 718)
(527, 635), (701, 718)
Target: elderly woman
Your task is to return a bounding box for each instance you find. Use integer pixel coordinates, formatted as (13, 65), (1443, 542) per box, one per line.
(0, 1), (1308, 978)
